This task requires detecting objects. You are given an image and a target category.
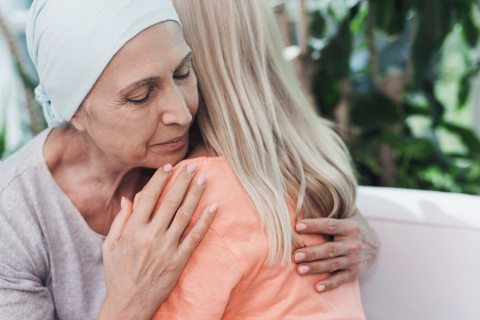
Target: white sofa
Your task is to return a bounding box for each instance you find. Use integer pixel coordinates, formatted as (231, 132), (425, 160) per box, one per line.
(358, 187), (480, 320)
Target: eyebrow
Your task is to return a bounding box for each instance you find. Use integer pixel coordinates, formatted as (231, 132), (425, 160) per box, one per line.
(119, 51), (193, 95)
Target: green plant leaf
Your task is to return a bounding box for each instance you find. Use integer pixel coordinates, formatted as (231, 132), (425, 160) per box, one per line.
(441, 121), (480, 155)
(369, 0), (408, 35)
(457, 63), (480, 110)
(310, 10), (326, 38)
(352, 90), (403, 129)
(312, 11), (354, 115)
(460, 6), (480, 47)
(411, 2), (454, 86)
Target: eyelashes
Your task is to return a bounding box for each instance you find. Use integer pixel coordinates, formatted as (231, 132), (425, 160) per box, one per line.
(174, 70), (191, 80)
(174, 60), (192, 80)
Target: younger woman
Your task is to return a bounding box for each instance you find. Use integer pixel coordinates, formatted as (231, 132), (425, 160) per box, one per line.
(152, 0), (366, 318)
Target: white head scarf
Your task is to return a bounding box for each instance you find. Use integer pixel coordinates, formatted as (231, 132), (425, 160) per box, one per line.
(26, 0), (181, 127)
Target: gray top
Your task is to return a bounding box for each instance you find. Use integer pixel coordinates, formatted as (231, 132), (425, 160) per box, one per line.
(0, 130), (105, 320)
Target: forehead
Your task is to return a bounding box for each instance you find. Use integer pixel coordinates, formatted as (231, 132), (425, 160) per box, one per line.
(101, 21), (189, 82)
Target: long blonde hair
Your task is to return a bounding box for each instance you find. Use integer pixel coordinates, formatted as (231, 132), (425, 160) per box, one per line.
(174, 0), (357, 265)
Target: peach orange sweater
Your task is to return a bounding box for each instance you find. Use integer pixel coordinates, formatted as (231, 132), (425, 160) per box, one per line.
(154, 157), (365, 320)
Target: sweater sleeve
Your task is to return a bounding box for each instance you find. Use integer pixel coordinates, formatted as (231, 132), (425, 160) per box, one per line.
(0, 193), (55, 320)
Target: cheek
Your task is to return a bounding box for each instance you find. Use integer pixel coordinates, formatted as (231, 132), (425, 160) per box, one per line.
(91, 123), (150, 156)
(84, 106), (155, 157)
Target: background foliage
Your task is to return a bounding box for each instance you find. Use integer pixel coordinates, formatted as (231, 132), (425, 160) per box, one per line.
(305, 0), (480, 194)
(0, 0), (42, 158)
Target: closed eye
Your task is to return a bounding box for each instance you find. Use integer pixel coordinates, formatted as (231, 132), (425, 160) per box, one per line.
(174, 53), (193, 80)
(128, 92), (151, 105)
(174, 69), (191, 80)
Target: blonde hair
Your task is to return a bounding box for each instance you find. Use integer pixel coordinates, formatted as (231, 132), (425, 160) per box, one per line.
(174, 0), (357, 265)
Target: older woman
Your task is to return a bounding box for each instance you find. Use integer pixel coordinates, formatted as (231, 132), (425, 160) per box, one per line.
(1, 1), (214, 319)
(0, 0), (378, 319)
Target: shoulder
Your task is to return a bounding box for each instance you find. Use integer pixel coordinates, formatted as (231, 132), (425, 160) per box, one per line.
(174, 157), (270, 273)
(175, 156), (234, 178)
(174, 157), (246, 204)
(0, 133), (49, 225)
(174, 157), (258, 229)
(0, 130), (49, 194)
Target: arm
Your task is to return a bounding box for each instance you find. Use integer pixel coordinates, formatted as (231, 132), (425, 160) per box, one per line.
(0, 262), (55, 319)
(293, 209), (380, 292)
(0, 200), (55, 319)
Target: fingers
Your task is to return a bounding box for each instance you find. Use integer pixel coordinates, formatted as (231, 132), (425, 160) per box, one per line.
(165, 173), (207, 242)
(295, 218), (359, 236)
(314, 270), (355, 293)
(296, 256), (351, 276)
(178, 203), (218, 262)
(129, 164), (173, 225)
(150, 163), (198, 231)
(105, 197), (133, 246)
(293, 241), (360, 263)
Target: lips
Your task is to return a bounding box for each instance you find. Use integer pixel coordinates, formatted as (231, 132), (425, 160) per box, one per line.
(151, 134), (188, 151)
(159, 135), (186, 145)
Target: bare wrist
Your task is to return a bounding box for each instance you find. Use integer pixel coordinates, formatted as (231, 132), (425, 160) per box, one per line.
(98, 294), (157, 320)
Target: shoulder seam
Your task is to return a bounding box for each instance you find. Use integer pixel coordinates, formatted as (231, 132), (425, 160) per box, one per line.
(0, 161), (45, 195)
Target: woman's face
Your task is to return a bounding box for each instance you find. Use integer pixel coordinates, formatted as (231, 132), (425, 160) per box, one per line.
(72, 22), (198, 169)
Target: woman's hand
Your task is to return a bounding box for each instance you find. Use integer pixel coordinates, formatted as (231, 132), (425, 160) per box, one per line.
(292, 211), (380, 293)
(98, 163), (217, 320)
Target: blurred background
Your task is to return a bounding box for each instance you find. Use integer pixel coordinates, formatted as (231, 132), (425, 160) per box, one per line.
(1, 0), (479, 195)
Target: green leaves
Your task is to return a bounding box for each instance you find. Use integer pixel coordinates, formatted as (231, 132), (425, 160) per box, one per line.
(352, 89), (403, 129)
(311, 8), (355, 116)
(460, 5), (480, 47)
(309, 0), (480, 194)
(310, 10), (326, 38)
(457, 62), (480, 109)
(369, 0), (407, 35)
(442, 121), (480, 154)
(411, 2), (455, 87)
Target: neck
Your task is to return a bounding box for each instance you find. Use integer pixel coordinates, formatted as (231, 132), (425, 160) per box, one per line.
(44, 126), (152, 235)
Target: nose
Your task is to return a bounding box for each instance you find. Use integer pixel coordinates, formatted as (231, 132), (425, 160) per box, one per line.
(160, 84), (193, 127)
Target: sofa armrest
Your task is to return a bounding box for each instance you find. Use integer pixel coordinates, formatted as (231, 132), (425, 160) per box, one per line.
(358, 187), (480, 320)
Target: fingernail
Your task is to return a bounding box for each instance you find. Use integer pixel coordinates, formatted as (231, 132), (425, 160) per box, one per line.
(316, 284), (326, 292)
(187, 163), (197, 174)
(121, 196), (126, 209)
(295, 252), (306, 262)
(196, 174), (207, 186)
(296, 223), (307, 232)
(133, 193), (140, 210)
(298, 265), (310, 274)
(208, 203), (218, 214)
(164, 163), (173, 172)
